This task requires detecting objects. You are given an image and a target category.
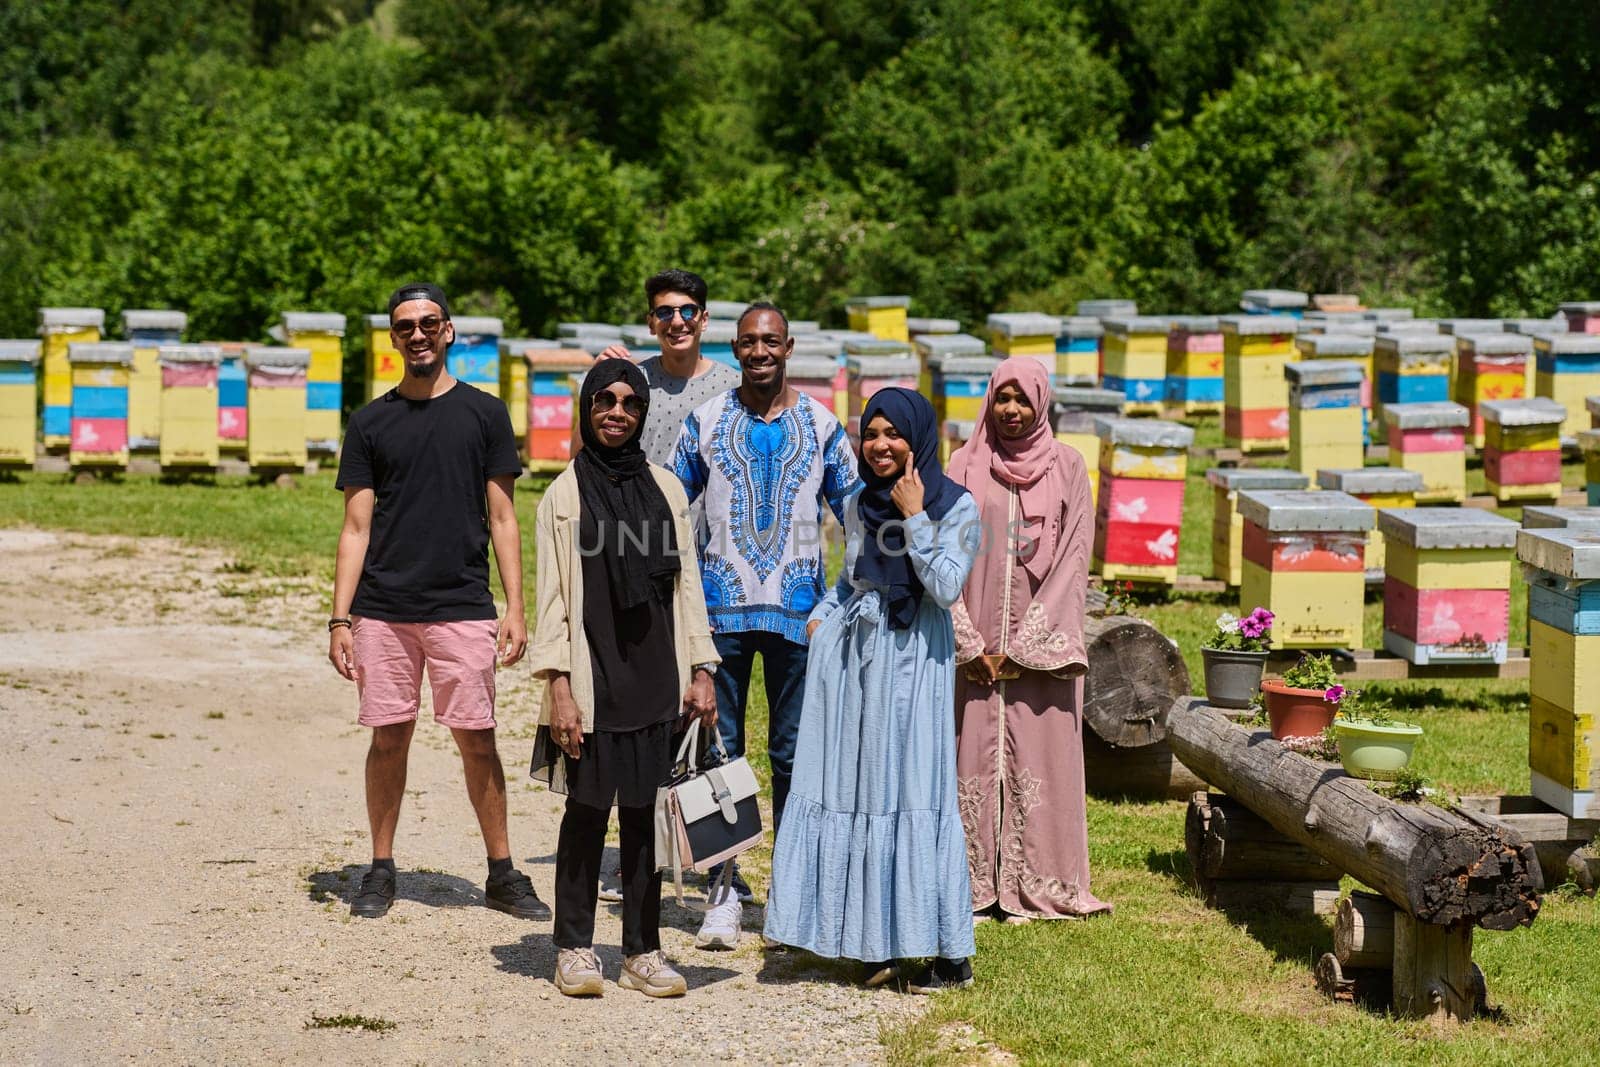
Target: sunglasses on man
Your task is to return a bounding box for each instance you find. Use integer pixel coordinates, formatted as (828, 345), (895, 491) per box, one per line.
(593, 390), (647, 418)
(392, 315), (447, 338)
(649, 304), (702, 325)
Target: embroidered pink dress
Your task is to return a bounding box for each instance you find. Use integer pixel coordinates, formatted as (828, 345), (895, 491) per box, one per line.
(949, 397), (1111, 920)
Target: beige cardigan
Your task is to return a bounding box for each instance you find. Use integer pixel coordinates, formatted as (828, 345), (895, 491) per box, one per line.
(526, 464), (719, 731)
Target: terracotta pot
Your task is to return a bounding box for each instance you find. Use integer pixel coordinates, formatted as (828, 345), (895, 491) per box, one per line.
(1201, 647), (1269, 709)
(1260, 679), (1338, 740)
(1335, 720), (1424, 780)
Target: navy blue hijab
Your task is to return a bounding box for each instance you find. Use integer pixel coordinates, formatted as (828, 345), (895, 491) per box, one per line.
(853, 387), (968, 629)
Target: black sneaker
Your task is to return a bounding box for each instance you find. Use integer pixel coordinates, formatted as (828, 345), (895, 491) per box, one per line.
(350, 865), (396, 919)
(906, 957), (974, 994)
(485, 868), (552, 920)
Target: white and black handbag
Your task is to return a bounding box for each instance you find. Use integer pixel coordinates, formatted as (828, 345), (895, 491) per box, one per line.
(653, 720), (764, 904)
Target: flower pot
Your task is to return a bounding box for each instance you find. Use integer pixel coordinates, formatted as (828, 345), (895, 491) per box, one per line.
(1201, 647), (1269, 709)
(1335, 720), (1424, 781)
(1260, 679), (1339, 740)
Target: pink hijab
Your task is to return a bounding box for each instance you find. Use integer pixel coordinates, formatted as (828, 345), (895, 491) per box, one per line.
(948, 356), (1063, 580)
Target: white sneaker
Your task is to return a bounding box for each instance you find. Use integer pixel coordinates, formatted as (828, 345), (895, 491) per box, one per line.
(598, 870), (624, 903)
(694, 888), (742, 950)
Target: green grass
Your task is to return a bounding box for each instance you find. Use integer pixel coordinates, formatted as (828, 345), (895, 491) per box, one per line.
(5, 452), (1599, 1065)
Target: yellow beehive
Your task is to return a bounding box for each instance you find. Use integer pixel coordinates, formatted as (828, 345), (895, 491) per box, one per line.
(1056, 317), (1102, 385)
(38, 307), (105, 450)
(282, 311), (346, 454)
(157, 344), (221, 469)
(1384, 402), (1470, 504)
(915, 333), (988, 421)
(498, 337), (539, 439)
(1222, 314), (1298, 452)
(1102, 315), (1170, 414)
(846, 295), (911, 343)
(942, 419), (974, 465)
(364, 314), (403, 401)
(1482, 397), (1565, 504)
(122, 310), (187, 451)
(1237, 489), (1372, 648)
(0, 340), (42, 467)
(1315, 467), (1422, 575)
(1534, 332), (1600, 439)
(988, 312), (1063, 360)
(244, 346), (310, 472)
(1373, 333), (1453, 436)
(1285, 360), (1364, 476)
(1206, 468), (1308, 587)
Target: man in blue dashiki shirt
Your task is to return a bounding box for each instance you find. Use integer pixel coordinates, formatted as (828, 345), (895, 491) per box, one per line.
(672, 302), (858, 943)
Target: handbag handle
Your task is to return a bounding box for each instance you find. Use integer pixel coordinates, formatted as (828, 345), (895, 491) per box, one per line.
(672, 717), (731, 773)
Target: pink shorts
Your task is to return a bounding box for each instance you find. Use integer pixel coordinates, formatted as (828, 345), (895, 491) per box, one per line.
(352, 617), (499, 730)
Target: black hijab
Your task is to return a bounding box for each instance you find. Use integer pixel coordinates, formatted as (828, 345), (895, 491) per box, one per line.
(853, 387), (968, 629)
(573, 360), (679, 610)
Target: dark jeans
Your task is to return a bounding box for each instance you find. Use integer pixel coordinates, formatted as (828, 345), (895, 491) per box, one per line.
(711, 629), (808, 837)
(553, 797), (659, 956)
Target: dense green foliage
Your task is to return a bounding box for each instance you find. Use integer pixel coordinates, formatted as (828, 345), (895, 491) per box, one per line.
(2, 0), (1596, 363)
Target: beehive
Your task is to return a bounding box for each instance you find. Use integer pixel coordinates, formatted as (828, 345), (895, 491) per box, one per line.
(1505, 318), (1569, 395)
(1522, 505), (1600, 531)
(787, 354), (841, 413)
(1102, 315), (1170, 414)
(282, 312), (345, 454)
(38, 308), (105, 449)
(1077, 299), (1138, 318)
(794, 334), (847, 420)
(1093, 418), (1193, 585)
(846, 349), (919, 441)
(933, 356), (1001, 426)
(1363, 308), (1417, 322)
(557, 322), (622, 341)
(1516, 528), (1600, 816)
(618, 324), (659, 354)
(157, 344), (221, 470)
(1558, 301), (1600, 335)
(1439, 318), (1504, 337)
(0, 340), (41, 468)
(1580, 429), (1600, 506)
(244, 346), (310, 472)
(914, 333), (987, 417)
(987, 313), (1062, 384)
(500, 338), (553, 440)
(1055, 317), (1103, 386)
(1166, 315), (1224, 414)
(446, 316), (503, 403)
(1534, 332), (1600, 439)
(1221, 314), (1298, 452)
(364, 314), (403, 401)
(1315, 467), (1423, 577)
(1482, 397), (1566, 504)
(942, 419), (975, 465)
(699, 319), (738, 369)
(1285, 360), (1365, 476)
(1299, 312), (1378, 336)
(1373, 333), (1453, 436)
(1237, 489), (1373, 649)
(1206, 468), (1309, 587)
(66, 342), (134, 469)
(1293, 332), (1375, 442)
(705, 301), (749, 322)
(1240, 289), (1309, 317)
(523, 346), (593, 470)
(1052, 387), (1126, 505)
(907, 317), (960, 337)
(122, 310), (186, 451)
(217, 343), (248, 451)
(846, 295), (911, 343)
(1453, 333), (1530, 447)
(1379, 509), (1517, 665)
(1384, 401), (1470, 504)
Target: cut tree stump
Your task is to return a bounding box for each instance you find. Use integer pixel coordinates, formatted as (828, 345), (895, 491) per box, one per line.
(1082, 613), (1190, 749)
(1084, 732), (1206, 800)
(1393, 914), (1485, 1023)
(1166, 700), (1543, 930)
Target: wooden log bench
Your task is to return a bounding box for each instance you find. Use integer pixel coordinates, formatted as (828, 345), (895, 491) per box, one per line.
(1167, 699), (1543, 1023)
(1186, 792), (1342, 915)
(1456, 795), (1599, 894)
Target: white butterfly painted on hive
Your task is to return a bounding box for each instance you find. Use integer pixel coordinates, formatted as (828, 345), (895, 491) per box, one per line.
(1113, 496), (1148, 522)
(1145, 528), (1177, 561)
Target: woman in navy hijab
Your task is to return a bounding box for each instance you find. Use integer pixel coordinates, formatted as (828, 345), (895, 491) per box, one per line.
(764, 387), (983, 992)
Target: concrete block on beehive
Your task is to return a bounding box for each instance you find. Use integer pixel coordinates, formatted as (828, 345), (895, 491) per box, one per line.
(1236, 489), (1373, 532)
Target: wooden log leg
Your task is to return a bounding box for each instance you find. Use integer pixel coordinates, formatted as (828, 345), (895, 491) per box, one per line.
(1334, 891), (1396, 970)
(1392, 912), (1478, 1023)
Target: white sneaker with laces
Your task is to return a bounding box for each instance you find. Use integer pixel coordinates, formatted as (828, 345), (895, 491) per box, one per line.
(694, 888), (742, 949)
(619, 950), (687, 997)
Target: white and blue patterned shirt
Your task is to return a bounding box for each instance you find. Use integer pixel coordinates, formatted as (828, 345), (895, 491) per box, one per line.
(673, 390), (859, 643)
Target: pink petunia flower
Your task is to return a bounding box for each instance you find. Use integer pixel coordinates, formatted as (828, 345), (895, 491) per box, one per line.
(1325, 685), (1346, 704)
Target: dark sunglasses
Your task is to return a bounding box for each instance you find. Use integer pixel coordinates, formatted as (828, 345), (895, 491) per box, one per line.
(392, 315), (446, 338)
(592, 389), (646, 418)
(649, 303), (702, 325)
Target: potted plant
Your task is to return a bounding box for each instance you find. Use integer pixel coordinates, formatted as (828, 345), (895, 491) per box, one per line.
(1200, 607), (1275, 709)
(1260, 653), (1343, 740)
(1332, 692), (1424, 781)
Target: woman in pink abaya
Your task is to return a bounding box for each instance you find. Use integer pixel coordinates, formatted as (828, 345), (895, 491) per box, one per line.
(947, 357), (1112, 923)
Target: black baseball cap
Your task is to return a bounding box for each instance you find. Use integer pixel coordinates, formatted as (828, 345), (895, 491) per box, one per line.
(387, 282), (451, 320)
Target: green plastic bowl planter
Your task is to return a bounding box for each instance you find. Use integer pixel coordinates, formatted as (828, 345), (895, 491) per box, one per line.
(1334, 719), (1424, 781)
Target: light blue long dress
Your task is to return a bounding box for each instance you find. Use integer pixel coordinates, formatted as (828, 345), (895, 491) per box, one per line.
(765, 489), (981, 962)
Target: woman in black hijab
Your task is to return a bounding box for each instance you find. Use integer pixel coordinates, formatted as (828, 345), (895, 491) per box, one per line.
(527, 358), (720, 999)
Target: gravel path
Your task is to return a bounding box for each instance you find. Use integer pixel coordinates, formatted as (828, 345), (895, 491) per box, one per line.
(0, 529), (925, 1064)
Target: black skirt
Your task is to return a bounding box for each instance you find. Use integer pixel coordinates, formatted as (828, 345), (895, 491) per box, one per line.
(529, 719), (681, 809)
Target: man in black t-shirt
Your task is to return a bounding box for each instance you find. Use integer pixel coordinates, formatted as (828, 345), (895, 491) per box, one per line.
(328, 281), (549, 921)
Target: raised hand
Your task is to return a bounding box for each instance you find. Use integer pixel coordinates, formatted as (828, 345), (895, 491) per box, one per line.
(891, 450), (925, 518)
